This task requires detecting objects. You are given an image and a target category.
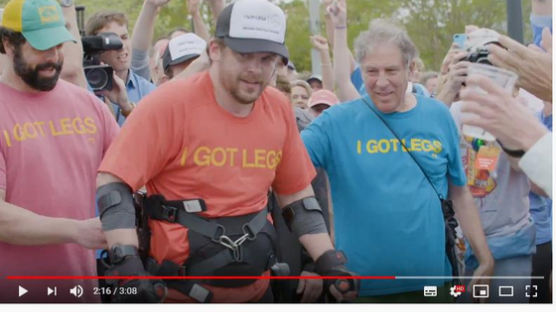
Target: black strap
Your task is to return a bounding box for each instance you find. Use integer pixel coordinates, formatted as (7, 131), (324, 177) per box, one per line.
(144, 259), (213, 303)
(361, 97), (444, 201)
(362, 97), (461, 282)
(143, 195), (268, 242)
(496, 139), (525, 158)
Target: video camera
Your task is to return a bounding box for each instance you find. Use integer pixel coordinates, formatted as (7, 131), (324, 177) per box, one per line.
(82, 32), (122, 91)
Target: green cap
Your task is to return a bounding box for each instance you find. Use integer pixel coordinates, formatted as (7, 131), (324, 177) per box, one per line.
(1, 0), (76, 51)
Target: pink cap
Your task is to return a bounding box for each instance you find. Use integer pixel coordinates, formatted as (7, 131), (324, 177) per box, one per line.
(308, 89), (340, 108)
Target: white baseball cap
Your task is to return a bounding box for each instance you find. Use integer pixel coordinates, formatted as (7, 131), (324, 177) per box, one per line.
(215, 0), (289, 63)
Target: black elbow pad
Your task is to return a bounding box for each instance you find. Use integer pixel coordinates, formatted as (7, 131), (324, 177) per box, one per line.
(97, 182), (136, 231)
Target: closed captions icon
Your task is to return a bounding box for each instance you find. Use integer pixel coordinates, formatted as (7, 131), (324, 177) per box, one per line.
(424, 286), (437, 297)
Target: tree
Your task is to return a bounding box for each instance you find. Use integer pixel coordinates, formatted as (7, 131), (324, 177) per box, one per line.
(0, 0), (532, 73)
(279, 0), (531, 73)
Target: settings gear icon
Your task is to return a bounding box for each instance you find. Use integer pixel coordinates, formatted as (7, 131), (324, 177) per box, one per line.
(450, 285), (463, 298)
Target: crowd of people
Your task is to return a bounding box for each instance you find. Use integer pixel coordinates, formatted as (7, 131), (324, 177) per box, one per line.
(0, 0), (552, 304)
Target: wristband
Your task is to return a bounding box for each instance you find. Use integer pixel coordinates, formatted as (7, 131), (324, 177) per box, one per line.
(497, 139), (525, 158)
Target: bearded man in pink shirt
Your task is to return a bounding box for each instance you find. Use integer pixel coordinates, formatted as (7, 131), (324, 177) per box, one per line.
(0, 0), (119, 303)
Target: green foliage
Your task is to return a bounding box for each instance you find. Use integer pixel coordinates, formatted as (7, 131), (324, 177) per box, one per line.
(281, 0), (532, 72)
(0, 0), (533, 73)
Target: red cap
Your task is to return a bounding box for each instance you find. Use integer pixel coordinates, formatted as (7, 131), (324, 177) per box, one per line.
(308, 89), (340, 108)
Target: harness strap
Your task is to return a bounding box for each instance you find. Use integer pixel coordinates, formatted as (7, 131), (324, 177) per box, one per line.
(143, 195), (268, 249)
(144, 258), (213, 303)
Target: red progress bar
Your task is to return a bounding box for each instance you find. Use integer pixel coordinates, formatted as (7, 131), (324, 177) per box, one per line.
(7, 276), (395, 280)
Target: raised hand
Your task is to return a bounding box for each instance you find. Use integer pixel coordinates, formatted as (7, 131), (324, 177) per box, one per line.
(310, 35), (330, 52)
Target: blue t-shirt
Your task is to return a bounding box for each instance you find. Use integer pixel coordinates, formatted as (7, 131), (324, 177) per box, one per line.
(301, 95), (466, 296)
(529, 111), (552, 245)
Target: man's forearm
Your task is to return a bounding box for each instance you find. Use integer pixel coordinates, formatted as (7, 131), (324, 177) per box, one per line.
(333, 26), (359, 101)
(207, 0), (225, 25)
(276, 185), (334, 261)
(96, 173), (139, 248)
(132, 1), (159, 52)
(0, 196), (78, 245)
(320, 50), (334, 91)
(435, 86), (457, 107)
(299, 233), (335, 260)
(449, 185), (493, 265)
(60, 4), (87, 88)
(192, 11), (210, 42)
(324, 14), (335, 49)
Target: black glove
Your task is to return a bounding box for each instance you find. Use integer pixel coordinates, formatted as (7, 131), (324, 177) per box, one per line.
(104, 245), (167, 303)
(315, 250), (359, 301)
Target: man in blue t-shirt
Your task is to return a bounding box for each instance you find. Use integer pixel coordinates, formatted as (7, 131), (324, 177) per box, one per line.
(301, 19), (493, 302)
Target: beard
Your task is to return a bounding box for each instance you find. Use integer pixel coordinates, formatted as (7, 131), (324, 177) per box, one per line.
(13, 45), (63, 91)
(229, 83), (264, 105)
(229, 73), (271, 105)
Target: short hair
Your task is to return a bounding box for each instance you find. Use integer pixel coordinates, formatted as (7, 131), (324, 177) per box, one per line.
(354, 19), (417, 69)
(290, 80), (312, 96)
(85, 11), (128, 36)
(420, 71), (439, 85)
(0, 26), (26, 54)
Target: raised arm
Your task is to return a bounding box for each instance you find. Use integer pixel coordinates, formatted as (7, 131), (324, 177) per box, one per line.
(329, 0), (359, 101)
(189, 0), (211, 42)
(207, 0), (225, 25)
(60, 3), (87, 88)
(131, 0), (171, 80)
(310, 35), (334, 91)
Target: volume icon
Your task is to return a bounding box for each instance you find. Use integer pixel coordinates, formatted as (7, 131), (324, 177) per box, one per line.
(69, 285), (83, 298)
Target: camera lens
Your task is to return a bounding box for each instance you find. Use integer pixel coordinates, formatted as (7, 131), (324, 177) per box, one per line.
(86, 68), (108, 90)
(476, 56), (492, 65)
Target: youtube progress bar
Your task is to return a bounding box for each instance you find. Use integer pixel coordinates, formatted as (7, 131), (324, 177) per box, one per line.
(6, 275), (545, 280)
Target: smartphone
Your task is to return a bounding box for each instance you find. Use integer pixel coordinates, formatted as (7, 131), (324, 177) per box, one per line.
(453, 33), (467, 48)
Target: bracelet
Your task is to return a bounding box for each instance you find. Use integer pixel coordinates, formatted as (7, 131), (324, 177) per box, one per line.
(496, 139), (525, 158)
(335, 25), (347, 30)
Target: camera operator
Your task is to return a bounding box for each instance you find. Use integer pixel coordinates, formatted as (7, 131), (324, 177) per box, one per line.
(85, 10), (156, 126)
(0, 0), (119, 302)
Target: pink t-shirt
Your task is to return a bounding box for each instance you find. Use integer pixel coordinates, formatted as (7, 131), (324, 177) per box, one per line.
(0, 80), (119, 302)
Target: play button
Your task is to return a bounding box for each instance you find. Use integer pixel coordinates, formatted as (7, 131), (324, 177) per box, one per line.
(18, 286), (28, 297)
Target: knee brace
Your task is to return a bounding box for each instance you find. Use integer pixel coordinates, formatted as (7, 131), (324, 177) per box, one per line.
(281, 196), (328, 238)
(97, 182), (136, 231)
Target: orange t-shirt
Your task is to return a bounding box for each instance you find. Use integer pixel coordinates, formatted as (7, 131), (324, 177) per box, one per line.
(98, 71), (316, 302)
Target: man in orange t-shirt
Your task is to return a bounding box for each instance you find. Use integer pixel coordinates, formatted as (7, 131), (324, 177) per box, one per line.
(95, 0), (358, 303)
